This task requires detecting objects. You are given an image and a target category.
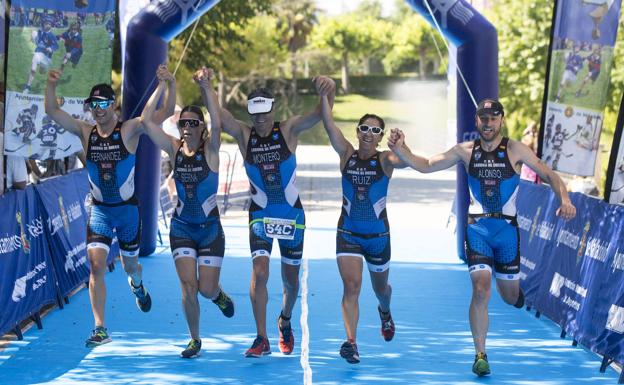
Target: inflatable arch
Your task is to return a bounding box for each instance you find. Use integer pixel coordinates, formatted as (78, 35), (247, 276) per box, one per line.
(127, 0), (498, 259)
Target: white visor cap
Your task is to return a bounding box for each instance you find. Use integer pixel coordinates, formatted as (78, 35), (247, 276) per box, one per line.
(247, 97), (274, 115)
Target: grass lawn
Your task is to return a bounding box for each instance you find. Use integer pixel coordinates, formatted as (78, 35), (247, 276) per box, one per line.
(225, 80), (449, 151)
(7, 25), (112, 96)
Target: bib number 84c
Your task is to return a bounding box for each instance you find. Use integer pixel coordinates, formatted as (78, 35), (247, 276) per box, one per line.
(263, 217), (296, 240)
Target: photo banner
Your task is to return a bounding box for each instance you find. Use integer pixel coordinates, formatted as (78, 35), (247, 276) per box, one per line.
(4, 0), (115, 159)
(539, 0), (621, 176)
(605, 93), (624, 204)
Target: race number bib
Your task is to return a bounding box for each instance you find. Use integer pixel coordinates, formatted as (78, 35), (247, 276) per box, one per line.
(263, 217), (296, 240)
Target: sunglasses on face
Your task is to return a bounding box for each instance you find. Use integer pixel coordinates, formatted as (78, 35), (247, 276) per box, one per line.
(89, 100), (114, 110)
(357, 124), (384, 135)
(178, 118), (202, 128)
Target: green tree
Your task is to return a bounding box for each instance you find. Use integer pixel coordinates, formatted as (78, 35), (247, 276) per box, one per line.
(274, 0), (318, 98)
(311, 15), (389, 93)
(383, 14), (444, 78)
(486, 1), (553, 138)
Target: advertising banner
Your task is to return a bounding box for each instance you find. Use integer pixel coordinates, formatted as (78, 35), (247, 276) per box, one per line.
(4, 0), (115, 159)
(540, 0), (621, 176)
(0, 187), (57, 336)
(35, 174), (89, 297)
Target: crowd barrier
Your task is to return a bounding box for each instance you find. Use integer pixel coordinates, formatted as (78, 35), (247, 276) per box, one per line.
(0, 169), (118, 338)
(518, 181), (624, 383)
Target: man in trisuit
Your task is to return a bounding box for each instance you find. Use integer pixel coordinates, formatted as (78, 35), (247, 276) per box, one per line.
(388, 98), (576, 376)
(218, 76), (336, 357)
(45, 68), (175, 347)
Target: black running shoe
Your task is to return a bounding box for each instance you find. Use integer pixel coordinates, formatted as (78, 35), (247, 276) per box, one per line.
(180, 339), (202, 358)
(472, 352), (491, 376)
(339, 340), (360, 364)
(212, 290), (234, 318)
(129, 277), (152, 312)
(85, 326), (111, 348)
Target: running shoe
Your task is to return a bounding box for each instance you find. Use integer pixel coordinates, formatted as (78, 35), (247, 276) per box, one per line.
(85, 326), (111, 348)
(339, 340), (360, 364)
(180, 339), (202, 358)
(472, 352), (491, 376)
(278, 314), (295, 355)
(378, 306), (395, 342)
(244, 336), (271, 358)
(128, 277), (152, 312)
(212, 290), (234, 318)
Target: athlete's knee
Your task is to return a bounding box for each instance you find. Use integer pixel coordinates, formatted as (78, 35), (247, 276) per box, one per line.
(342, 277), (362, 297)
(198, 281), (219, 299)
(471, 281), (491, 302)
(252, 262), (270, 285)
(121, 256), (140, 275)
(88, 255), (107, 275)
(179, 278), (199, 297)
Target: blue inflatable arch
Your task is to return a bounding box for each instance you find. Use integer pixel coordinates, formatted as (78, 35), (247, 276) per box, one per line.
(127, 0), (498, 259)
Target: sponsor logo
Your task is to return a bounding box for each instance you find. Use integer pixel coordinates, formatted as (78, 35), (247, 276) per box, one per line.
(584, 237), (608, 263)
(537, 220), (554, 241)
(348, 159), (356, 167)
(16, 212), (31, 254)
(517, 214), (531, 232)
(577, 221), (591, 263)
(59, 197), (70, 235)
(370, 160), (377, 167)
(474, 151), (482, 160)
(64, 242), (87, 272)
(549, 272), (565, 298)
(112, 132), (120, 140)
(251, 137), (257, 145)
(529, 207), (542, 242)
(612, 249), (624, 273)
(272, 133), (279, 141)
(12, 261), (47, 302)
(195, 154), (202, 161)
(606, 305), (624, 333)
(497, 151), (505, 159)
(520, 256), (536, 271)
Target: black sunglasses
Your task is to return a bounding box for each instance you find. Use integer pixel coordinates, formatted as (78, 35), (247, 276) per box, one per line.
(357, 124), (384, 135)
(178, 118), (202, 128)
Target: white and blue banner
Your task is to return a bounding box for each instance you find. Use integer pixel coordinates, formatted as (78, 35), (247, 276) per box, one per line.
(0, 187), (58, 336)
(540, 0), (622, 176)
(34, 172), (90, 297)
(518, 181), (624, 365)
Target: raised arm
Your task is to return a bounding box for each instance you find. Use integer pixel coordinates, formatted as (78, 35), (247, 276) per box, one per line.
(45, 69), (86, 139)
(511, 140), (576, 220)
(194, 67), (222, 152)
(287, 75), (336, 137)
(139, 79), (175, 156)
(388, 128), (463, 173)
(320, 92), (352, 160)
(151, 64), (177, 124)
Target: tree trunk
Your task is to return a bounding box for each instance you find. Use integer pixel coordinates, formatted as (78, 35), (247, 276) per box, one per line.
(419, 46), (427, 79)
(303, 58), (309, 78)
(341, 51), (350, 94)
(290, 51), (298, 103)
(218, 71), (226, 106)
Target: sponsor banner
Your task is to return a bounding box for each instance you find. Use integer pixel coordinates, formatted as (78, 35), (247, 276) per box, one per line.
(0, 186), (57, 336)
(4, 0), (115, 159)
(534, 193), (595, 329)
(517, 181), (559, 306)
(587, 203), (624, 362)
(539, 0), (622, 176)
(35, 173), (89, 297)
(519, 182), (624, 364)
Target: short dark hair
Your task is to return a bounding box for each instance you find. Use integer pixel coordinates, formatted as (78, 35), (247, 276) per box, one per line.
(180, 105), (205, 122)
(358, 114), (385, 130)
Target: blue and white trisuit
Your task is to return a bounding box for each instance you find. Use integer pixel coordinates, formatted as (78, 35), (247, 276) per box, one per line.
(169, 141), (225, 267)
(466, 137), (521, 280)
(86, 122), (140, 257)
(244, 122), (305, 265)
(336, 151), (391, 273)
